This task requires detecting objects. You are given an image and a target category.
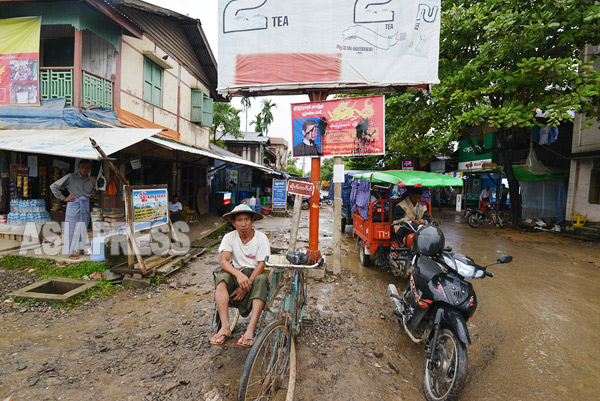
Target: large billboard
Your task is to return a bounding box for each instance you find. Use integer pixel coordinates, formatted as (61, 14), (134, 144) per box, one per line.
(0, 17), (41, 106)
(218, 1), (441, 95)
(291, 95), (385, 157)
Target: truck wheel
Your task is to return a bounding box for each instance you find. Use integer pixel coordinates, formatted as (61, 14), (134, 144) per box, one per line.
(358, 239), (370, 266)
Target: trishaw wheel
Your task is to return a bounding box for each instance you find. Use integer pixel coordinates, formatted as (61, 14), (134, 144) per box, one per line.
(358, 239), (371, 266)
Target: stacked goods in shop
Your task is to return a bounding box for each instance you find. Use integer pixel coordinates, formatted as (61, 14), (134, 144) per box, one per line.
(7, 199), (50, 226)
(91, 208), (103, 222)
(102, 209), (125, 223)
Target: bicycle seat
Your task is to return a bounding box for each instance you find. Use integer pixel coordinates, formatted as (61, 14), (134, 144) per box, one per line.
(286, 251), (308, 265)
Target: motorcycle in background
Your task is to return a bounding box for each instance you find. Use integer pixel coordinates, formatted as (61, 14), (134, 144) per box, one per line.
(465, 203), (504, 228)
(387, 225), (513, 401)
(287, 193), (309, 210)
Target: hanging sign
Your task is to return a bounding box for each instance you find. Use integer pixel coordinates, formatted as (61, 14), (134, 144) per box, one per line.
(291, 96), (385, 157)
(287, 180), (315, 197)
(218, 0), (441, 95)
(0, 17), (41, 105)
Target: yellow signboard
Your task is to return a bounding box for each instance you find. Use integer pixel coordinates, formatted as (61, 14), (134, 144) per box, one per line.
(0, 17), (41, 105)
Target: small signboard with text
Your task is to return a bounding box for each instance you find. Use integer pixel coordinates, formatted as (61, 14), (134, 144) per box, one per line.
(402, 161), (414, 170)
(287, 180), (315, 197)
(131, 188), (169, 232)
(272, 179), (287, 210)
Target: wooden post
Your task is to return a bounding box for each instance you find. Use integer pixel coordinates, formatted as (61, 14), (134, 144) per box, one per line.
(332, 156), (342, 275)
(288, 194), (303, 253)
(73, 29), (83, 108)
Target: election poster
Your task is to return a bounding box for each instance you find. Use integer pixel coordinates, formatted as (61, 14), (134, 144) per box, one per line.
(132, 188), (169, 232)
(0, 17), (41, 106)
(218, 0), (441, 95)
(291, 95), (385, 157)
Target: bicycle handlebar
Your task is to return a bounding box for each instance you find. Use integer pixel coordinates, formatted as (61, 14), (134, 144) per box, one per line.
(264, 256), (325, 269)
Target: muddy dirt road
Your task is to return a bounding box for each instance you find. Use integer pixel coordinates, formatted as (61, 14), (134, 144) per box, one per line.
(1, 207), (599, 400)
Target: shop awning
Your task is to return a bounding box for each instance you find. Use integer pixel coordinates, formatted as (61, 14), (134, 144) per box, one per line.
(0, 128), (162, 159)
(147, 137), (279, 174)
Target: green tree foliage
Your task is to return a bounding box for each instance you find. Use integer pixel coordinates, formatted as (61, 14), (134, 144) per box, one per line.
(211, 102), (242, 144)
(320, 157), (335, 181)
(352, 0), (600, 223)
(252, 99), (277, 135)
(285, 151), (304, 176)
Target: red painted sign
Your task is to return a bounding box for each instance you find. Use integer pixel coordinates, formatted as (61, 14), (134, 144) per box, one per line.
(287, 180), (315, 197)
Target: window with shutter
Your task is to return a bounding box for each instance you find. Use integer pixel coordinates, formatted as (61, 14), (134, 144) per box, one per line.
(202, 96), (214, 126)
(191, 89), (203, 122)
(143, 58), (163, 107)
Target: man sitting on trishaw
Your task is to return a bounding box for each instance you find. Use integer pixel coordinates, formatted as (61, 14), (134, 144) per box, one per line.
(210, 204), (270, 348)
(392, 186), (432, 242)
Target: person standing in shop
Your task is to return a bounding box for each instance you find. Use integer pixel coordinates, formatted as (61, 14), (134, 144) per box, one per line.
(50, 160), (94, 260)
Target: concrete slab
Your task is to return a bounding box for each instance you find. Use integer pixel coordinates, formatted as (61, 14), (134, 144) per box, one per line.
(122, 276), (150, 288)
(8, 277), (97, 303)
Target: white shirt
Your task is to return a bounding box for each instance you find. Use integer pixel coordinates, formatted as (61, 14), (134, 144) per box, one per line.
(480, 189), (492, 201)
(168, 201), (182, 212)
(218, 230), (271, 270)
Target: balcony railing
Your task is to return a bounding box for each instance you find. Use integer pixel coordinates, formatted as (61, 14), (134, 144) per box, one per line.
(40, 68), (74, 106)
(39, 68), (114, 109)
(82, 70), (113, 109)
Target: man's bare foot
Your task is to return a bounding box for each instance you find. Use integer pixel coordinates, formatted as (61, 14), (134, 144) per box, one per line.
(237, 329), (255, 348)
(209, 327), (231, 346)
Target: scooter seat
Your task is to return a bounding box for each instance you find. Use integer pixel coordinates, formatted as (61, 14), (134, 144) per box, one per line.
(413, 256), (443, 287)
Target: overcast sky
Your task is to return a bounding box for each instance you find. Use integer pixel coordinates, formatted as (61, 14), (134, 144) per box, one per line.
(145, 0), (308, 150)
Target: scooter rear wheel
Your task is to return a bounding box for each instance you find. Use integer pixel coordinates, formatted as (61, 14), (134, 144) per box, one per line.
(422, 328), (468, 401)
(466, 214), (481, 228)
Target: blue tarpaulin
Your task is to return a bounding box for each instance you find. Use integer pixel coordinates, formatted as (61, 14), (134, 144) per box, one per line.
(328, 170), (373, 206)
(0, 99), (122, 129)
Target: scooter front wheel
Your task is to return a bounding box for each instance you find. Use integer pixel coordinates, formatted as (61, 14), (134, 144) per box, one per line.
(422, 328), (468, 401)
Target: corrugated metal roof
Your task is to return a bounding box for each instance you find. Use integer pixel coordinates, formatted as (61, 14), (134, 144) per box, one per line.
(112, 0), (219, 99)
(220, 132), (270, 144)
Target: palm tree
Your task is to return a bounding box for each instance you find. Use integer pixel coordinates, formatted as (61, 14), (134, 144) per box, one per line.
(241, 97), (251, 132)
(259, 99), (277, 136)
(250, 113), (263, 134)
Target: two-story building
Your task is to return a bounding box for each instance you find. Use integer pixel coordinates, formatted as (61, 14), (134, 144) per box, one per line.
(0, 0), (271, 218)
(566, 47), (600, 223)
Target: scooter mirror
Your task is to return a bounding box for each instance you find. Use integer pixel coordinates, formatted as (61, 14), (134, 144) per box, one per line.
(497, 255), (513, 264)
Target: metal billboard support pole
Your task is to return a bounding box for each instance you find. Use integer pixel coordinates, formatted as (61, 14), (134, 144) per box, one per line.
(306, 90), (326, 264)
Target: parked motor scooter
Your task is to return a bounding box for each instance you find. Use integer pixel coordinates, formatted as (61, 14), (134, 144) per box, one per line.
(387, 225), (512, 401)
(287, 193), (310, 210)
(465, 203), (504, 228)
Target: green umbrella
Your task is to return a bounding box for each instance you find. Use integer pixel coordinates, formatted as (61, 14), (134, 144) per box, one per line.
(353, 170), (463, 187)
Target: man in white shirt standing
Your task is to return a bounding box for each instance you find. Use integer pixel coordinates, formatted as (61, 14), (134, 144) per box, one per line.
(210, 204), (270, 347)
